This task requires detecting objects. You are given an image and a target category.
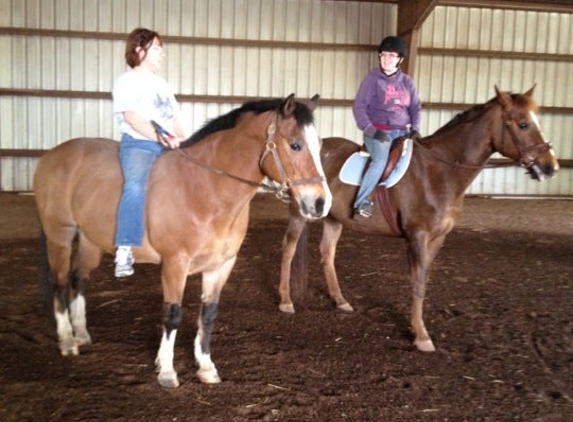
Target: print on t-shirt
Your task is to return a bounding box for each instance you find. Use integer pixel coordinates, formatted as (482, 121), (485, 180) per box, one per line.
(154, 94), (174, 121)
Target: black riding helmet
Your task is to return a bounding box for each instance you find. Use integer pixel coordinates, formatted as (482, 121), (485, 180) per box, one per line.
(378, 36), (408, 58)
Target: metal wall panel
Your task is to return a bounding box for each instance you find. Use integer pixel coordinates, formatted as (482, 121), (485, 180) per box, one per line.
(1, 0), (570, 196)
(1, 0), (396, 191)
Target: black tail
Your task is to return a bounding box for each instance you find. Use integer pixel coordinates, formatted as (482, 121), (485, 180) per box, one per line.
(38, 230), (54, 319)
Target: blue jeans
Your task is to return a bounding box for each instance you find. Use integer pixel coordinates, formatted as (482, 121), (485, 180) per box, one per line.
(353, 129), (406, 209)
(115, 134), (166, 247)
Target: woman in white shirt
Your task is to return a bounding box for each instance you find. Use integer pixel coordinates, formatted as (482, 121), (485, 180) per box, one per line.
(112, 27), (188, 277)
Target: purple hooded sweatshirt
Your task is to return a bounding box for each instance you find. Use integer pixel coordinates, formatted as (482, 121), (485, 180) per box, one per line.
(353, 67), (421, 137)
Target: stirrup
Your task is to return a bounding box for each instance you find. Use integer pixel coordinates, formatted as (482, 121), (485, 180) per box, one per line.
(353, 200), (373, 219)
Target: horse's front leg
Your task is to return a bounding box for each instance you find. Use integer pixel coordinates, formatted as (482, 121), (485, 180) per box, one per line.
(278, 214), (308, 313)
(407, 232), (446, 352)
(155, 258), (189, 389)
(194, 256), (237, 384)
(320, 219), (353, 311)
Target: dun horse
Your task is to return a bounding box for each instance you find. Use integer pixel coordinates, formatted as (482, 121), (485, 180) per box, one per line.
(34, 94), (332, 387)
(279, 86), (559, 352)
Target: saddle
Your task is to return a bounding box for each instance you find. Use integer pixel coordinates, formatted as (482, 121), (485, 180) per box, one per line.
(339, 136), (413, 188)
(340, 136), (412, 236)
(362, 136), (407, 184)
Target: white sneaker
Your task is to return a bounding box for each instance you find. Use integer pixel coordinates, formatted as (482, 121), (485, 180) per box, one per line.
(115, 246), (134, 277)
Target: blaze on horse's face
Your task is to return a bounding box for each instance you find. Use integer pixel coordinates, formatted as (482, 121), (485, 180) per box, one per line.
(269, 95), (332, 219)
(494, 86), (559, 181)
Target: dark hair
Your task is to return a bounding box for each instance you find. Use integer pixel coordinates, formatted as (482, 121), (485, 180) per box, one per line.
(124, 28), (162, 68)
(377, 36), (408, 58)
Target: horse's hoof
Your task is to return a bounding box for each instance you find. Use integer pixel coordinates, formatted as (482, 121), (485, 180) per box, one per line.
(60, 340), (79, 356)
(414, 338), (436, 352)
(279, 303), (295, 313)
(197, 368), (222, 384)
(75, 333), (92, 347)
(337, 302), (354, 312)
(158, 371), (180, 389)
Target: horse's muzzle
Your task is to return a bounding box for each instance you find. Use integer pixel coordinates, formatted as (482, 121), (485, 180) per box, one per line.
(527, 159), (559, 181)
(300, 196), (327, 219)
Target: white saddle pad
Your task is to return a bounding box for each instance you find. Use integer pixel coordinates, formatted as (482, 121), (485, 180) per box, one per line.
(339, 137), (413, 188)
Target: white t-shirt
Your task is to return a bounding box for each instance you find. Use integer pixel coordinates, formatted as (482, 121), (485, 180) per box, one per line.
(112, 69), (179, 140)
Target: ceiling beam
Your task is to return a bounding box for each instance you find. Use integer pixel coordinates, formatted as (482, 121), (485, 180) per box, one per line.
(438, 0), (573, 13)
(396, 0), (438, 75)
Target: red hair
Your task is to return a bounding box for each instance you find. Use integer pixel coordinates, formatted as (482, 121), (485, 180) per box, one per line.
(124, 28), (162, 68)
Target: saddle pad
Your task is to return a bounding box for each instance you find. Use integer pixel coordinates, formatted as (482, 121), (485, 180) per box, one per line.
(339, 137), (413, 188)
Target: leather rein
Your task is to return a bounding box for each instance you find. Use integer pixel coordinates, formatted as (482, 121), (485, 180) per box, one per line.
(413, 109), (552, 171)
(157, 113), (325, 200)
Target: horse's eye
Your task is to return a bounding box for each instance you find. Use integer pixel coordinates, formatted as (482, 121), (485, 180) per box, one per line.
(518, 122), (529, 130)
(290, 141), (303, 152)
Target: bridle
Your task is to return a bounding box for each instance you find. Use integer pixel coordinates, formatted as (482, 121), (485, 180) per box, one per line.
(414, 106), (552, 171)
(500, 109), (552, 171)
(163, 113), (325, 200)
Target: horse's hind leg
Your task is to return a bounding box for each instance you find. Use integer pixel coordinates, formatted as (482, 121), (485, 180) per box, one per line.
(46, 231), (101, 355)
(68, 233), (102, 348)
(320, 219), (353, 312)
(278, 214), (308, 313)
(44, 230), (78, 355)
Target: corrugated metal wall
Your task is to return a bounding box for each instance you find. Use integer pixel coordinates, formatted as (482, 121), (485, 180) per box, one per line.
(1, 0), (571, 196)
(0, 0), (393, 191)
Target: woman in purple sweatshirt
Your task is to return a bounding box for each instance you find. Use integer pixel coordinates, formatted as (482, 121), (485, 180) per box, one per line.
(352, 36), (422, 219)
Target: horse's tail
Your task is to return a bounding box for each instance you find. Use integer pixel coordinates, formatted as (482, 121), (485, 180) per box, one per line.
(38, 230), (54, 318)
(290, 224), (309, 299)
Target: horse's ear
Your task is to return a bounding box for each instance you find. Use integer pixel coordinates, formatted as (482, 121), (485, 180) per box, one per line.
(282, 93), (297, 116)
(307, 94), (320, 112)
(494, 85), (512, 111)
(524, 84), (536, 98)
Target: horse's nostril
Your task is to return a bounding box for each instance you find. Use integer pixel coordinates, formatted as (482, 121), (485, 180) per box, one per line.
(315, 198), (325, 216)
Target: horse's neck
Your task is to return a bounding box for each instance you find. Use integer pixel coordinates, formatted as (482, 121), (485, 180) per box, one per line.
(420, 111), (497, 193)
(186, 113), (270, 192)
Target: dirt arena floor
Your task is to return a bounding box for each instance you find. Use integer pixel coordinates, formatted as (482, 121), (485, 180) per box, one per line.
(0, 192), (571, 421)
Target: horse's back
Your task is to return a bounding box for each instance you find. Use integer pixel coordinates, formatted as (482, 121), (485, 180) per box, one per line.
(35, 138), (119, 188)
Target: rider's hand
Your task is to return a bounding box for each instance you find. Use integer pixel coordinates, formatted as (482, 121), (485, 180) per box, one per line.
(165, 137), (183, 149)
(373, 130), (390, 142)
(410, 130), (422, 141)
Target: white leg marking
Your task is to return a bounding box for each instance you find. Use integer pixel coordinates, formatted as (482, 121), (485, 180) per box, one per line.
(55, 309), (78, 356)
(155, 329), (179, 388)
(194, 334), (221, 384)
(69, 294), (92, 346)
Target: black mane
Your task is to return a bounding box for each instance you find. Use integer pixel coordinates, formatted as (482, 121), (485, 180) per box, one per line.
(180, 97), (315, 148)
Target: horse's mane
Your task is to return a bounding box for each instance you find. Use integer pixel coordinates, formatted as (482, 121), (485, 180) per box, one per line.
(433, 99), (496, 135)
(180, 98), (315, 148)
(432, 92), (537, 136)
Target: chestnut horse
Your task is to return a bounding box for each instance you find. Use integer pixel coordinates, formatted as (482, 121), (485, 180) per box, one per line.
(278, 86), (559, 352)
(34, 94), (332, 387)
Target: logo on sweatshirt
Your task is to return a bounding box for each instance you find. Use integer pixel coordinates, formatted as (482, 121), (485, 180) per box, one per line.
(384, 85), (410, 110)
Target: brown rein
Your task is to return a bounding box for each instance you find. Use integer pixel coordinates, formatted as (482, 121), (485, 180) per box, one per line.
(162, 114), (325, 199)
